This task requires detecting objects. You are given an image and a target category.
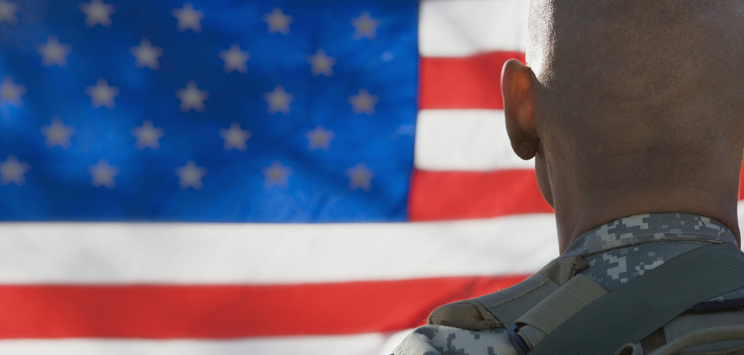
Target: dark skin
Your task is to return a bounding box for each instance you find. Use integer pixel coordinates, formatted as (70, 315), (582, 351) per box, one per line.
(502, 0), (744, 253)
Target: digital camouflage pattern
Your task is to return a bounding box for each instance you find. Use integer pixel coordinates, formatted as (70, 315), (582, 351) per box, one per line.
(567, 214), (737, 293)
(393, 213), (744, 355)
(394, 325), (517, 355)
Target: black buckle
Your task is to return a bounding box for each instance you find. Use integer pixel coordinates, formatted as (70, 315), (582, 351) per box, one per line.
(507, 324), (531, 355)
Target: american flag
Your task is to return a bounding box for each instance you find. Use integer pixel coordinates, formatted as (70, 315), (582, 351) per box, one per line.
(4, 0), (740, 354)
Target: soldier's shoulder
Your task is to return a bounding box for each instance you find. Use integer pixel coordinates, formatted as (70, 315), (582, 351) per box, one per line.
(392, 325), (516, 355)
(428, 255), (588, 330)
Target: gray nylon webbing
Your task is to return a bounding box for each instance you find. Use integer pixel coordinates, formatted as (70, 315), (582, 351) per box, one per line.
(529, 243), (744, 355)
(475, 274), (559, 327)
(664, 309), (744, 342)
(517, 274), (607, 335)
(650, 325), (744, 355)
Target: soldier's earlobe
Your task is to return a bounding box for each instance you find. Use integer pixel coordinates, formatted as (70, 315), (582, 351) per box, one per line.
(502, 59), (538, 160)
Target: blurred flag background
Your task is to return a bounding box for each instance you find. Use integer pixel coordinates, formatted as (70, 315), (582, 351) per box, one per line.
(2, 0), (744, 354)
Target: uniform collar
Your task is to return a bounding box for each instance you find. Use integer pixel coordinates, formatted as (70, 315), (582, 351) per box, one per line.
(562, 213), (737, 258)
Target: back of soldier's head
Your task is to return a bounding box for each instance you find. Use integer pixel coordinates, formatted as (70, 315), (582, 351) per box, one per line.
(529, 0), (744, 163)
(511, 1), (744, 247)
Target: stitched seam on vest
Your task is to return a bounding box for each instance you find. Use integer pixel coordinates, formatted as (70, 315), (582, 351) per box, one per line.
(490, 278), (550, 308)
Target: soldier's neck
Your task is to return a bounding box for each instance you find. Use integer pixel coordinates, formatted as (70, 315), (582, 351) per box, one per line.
(552, 177), (741, 255)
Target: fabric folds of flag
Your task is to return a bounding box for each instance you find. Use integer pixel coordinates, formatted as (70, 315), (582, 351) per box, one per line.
(2, 0), (743, 354)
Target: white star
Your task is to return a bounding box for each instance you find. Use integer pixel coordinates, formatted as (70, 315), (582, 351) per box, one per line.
(263, 8), (292, 35)
(219, 44), (250, 73)
(0, 76), (25, 107)
(80, 0), (114, 27)
(307, 49), (336, 77)
(37, 36), (72, 67)
(346, 163), (375, 191)
(0, 156), (29, 186)
(176, 81), (208, 112)
(132, 120), (164, 150)
(176, 161), (207, 190)
(395, 124), (415, 136)
(88, 159), (119, 188)
(41, 117), (74, 149)
(349, 89), (379, 115)
(262, 161), (292, 188)
(392, 124), (415, 139)
(86, 78), (119, 108)
(306, 126), (334, 151)
(0, 0), (18, 26)
(263, 85), (293, 114)
(131, 39), (163, 70)
(173, 3), (203, 32)
(220, 122), (251, 151)
(352, 12), (380, 40)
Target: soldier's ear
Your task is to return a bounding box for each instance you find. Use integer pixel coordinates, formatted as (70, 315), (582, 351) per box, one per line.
(502, 59), (538, 160)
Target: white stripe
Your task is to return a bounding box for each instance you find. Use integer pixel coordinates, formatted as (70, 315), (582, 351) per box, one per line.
(0, 214), (558, 284)
(0, 331), (412, 355)
(419, 0), (530, 57)
(415, 109), (534, 171)
(377, 329), (417, 355)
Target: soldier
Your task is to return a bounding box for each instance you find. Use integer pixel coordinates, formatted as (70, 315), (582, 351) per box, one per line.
(393, 1), (744, 354)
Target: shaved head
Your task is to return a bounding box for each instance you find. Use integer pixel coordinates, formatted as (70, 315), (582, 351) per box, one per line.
(503, 1), (744, 251)
(529, 1), (744, 152)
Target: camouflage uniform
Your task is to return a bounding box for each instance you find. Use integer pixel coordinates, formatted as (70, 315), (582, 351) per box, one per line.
(393, 213), (744, 355)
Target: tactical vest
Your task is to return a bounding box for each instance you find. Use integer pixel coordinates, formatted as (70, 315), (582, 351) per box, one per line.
(428, 244), (744, 354)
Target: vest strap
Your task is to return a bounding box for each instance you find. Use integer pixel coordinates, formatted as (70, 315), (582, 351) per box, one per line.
(474, 273), (559, 327)
(651, 325), (744, 355)
(515, 274), (607, 347)
(530, 243), (744, 355)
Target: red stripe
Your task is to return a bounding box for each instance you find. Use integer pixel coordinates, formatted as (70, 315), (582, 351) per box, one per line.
(419, 51), (525, 110)
(0, 276), (527, 339)
(409, 169), (553, 221)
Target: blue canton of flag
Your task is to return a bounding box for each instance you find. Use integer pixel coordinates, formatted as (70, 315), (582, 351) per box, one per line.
(0, 0), (418, 222)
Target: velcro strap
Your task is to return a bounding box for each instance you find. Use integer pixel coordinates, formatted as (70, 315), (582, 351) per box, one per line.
(474, 273), (559, 327)
(530, 243), (744, 355)
(515, 274), (607, 347)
